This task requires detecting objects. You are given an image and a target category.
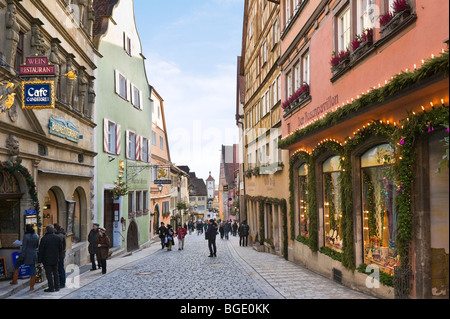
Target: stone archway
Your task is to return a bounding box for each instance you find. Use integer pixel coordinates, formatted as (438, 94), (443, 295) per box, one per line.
(127, 220), (139, 252)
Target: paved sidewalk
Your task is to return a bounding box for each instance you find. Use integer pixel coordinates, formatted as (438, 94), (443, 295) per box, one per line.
(228, 238), (373, 299)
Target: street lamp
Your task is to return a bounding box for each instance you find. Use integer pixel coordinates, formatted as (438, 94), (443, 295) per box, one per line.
(158, 184), (163, 193)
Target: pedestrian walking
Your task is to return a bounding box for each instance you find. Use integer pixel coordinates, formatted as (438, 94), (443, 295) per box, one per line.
(232, 221), (238, 236)
(206, 219), (217, 257)
(96, 228), (110, 274)
(238, 220), (250, 247)
(10, 224), (39, 291)
(158, 222), (167, 249)
(54, 224), (66, 288)
(38, 224), (63, 292)
(196, 221), (203, 235)
(219, 222), (224, 239)
(87, 223), (101, 270)
(224, 221), (231, 240)
(176, 224), (187, 250)
(165, 224), (175, 251)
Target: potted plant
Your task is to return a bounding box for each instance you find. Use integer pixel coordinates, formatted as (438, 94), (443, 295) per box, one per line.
(351, 29), (374, 60)
(330, 50), (350, 73)
(380, 0), (411, 37)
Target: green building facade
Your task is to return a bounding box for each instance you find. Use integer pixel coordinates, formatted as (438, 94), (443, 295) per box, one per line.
(93, 0), (152, 251)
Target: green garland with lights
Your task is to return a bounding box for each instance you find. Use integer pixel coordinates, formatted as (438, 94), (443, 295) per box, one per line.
(279, 50), (449, 149)
(362, 171), (377, 238)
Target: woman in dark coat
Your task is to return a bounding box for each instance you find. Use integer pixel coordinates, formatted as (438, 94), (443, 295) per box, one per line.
(96, 228), (110, 274)
(10, 224), (39, 291)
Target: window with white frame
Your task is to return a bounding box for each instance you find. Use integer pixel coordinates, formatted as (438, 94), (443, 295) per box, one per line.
(260, 97), (265, 119)
(131, 84), (143, 110)
(294, 63), (301, 91)
(285, 0), (291, 26)
(302, 51), (310, 85)
(152, 130), (157, 146)
(338, 6), (351, 52)
(115, 70), (129, 100)
(265, 90), (270, 114)
(142, 137), (149, 162)
(287, 71), (293, 98)
(127, 130), (136, 160)
(160, 135), (164, 150)
(272, 18), (279, 48)
(277, 75), (281, 103)
(262, 40), (267, 65)
(357, 0), (375, 34)
(123, 32), (131, 56)
(103, 119), (121, 155)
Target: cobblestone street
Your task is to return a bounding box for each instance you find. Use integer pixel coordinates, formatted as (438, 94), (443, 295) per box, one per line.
(7, 232), (373, 300)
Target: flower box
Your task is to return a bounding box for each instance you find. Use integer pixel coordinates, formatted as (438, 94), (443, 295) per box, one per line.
(380, 9), (411, 38)
(282, 84), (310, 111)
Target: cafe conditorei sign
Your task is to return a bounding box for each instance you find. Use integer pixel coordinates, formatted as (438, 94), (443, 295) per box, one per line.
(21, 79), (55, 110)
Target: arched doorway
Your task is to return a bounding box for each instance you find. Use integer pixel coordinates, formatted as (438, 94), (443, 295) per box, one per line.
(127, 220), (139, 252)
(0, 171), (23, 248)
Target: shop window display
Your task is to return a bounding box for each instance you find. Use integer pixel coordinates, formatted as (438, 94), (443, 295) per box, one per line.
(322, 156), (342, 251)
(298, 164), (309, 237)
(361, 144), (398, 274)
(0, 172), (21, 248)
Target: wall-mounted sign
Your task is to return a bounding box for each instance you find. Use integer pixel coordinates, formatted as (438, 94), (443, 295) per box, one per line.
(154, 166), (171, 185)
(19, 57), (55, 76)
(49, 117), (80, 143)
(22, 80), (55, 110)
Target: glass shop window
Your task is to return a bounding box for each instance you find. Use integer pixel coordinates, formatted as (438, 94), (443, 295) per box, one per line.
(361, 143), (398, 274)
(323, 156), (343, 252)
(298, 163), (309, 238)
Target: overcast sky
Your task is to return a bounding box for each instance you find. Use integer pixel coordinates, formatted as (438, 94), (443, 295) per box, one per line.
(134, 0), (244, 183)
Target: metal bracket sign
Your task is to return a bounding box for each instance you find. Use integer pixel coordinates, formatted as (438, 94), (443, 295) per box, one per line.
(22, 80), (55, 110)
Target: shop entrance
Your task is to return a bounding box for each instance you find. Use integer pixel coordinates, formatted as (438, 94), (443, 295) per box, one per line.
(103, 190), (114, 248)
(127, 220), (139, 252)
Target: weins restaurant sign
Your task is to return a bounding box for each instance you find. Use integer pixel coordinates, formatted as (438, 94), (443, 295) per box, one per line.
(19, 57), (55, 76)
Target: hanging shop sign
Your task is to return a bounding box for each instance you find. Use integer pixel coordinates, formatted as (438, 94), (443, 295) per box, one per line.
(22, 80), (55, 110)
(19, 57), (55, 76)
(49, 117), (80, 143)
(154, 166), (171, 185)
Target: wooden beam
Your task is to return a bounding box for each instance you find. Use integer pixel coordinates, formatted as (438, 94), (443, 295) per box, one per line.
(267, 0), (280, 4)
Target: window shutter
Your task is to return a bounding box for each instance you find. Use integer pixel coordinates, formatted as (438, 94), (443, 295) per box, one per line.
(116, 124), (121, 155)
(130, 83), (135, 106)
(147, 138), (151, 162)
(125, 130), (130, 159)
(114, 70), (120, 95)
(103, 119), (109, 152)
(139, 89), (143, 110)
(135, 134), (141, 161)
(126, 79), (131, 101)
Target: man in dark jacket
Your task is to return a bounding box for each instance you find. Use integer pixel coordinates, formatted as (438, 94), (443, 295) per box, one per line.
(206, 219), (218, 257)
(54, 224), (66, 288)
(158, 222), (167, 249)
(38, 224), (63, 292)
(88, 223), (100, 270)
(238, 221), (250, 247)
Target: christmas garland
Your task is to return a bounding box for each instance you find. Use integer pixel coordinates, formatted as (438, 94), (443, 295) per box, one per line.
(0, 161), (42, 234)
(279, 50), (449, 149)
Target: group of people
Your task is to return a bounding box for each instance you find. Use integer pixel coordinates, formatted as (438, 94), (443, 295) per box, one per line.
(10, 222), (110, 293)
(157, 222), (187, 251)
(157, 219), (251, 257)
